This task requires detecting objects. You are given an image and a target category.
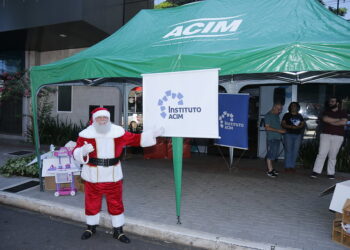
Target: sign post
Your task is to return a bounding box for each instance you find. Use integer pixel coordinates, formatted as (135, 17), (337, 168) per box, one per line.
(172, 137), (183, 224)
(142, 69), (219, 223)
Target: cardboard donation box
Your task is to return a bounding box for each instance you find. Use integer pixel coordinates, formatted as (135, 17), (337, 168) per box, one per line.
(329, 180), (350, 213)
(344, 199), (350, 224)
(44, 176), (84, 192)
(42, 147), (82, 195)
(332, 199), (350, 247)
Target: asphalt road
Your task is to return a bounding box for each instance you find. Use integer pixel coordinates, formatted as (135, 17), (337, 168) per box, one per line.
(0, 204), (202, 250)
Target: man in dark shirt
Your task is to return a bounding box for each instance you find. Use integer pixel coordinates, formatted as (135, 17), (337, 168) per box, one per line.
(311, 97), (348, 179)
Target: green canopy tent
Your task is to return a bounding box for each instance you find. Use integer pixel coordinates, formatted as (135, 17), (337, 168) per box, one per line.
(30, 0), (350, 223)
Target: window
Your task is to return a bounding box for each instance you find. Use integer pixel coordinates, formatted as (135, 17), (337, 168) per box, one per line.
(0, 51), (24, 74)
(57, 86), (72, 112)
(103, 106), (115, 123)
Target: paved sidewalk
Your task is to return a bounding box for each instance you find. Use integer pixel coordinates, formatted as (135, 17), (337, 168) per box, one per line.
(0, 141), (349, 250)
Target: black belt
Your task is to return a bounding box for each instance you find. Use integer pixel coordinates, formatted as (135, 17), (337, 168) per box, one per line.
(88, 158), (120, 167)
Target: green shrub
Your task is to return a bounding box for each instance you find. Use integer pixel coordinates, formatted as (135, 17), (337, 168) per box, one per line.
(26, 85), (86, 147)
(298, 139), (319, 169)
(0, 154), (39, 177)
(335, 140), (350, 172)
(28, 116), (86, 147)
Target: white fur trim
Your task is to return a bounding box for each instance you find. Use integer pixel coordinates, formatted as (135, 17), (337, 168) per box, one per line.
(79, 124), (125, 139)
(93, 110), (110, 120)
(86, 213), (100, 225)
(140, 130), (157, 147)
(95, 138), (115, 158)
(111, 213), (125, 227)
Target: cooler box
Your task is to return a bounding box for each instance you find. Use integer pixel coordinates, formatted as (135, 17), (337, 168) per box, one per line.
(143, 137), (168, 159)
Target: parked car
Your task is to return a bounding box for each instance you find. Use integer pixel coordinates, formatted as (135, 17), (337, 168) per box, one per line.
(304, 114), (318, 131)
(299, 103), (321, 132)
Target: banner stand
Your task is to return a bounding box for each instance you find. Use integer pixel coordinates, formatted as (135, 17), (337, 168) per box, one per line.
(229, 147), (234, 168)
(216, 93), (249, 169)
(172, 137), (183, 225)
(143, 69), (219, 223)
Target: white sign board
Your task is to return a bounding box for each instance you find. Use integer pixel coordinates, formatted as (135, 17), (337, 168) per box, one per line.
(42, 157), (80, 177)
(142, 69), (219, 138)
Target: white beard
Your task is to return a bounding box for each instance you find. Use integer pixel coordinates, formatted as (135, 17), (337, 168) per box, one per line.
(93, 121), (111, 134)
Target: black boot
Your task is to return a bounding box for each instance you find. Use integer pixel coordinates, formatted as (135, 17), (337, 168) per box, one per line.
(113, 227), (130, 243)
(81, 225), (97, 240)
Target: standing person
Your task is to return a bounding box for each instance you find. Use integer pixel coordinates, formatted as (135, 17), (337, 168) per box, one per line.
(264, 103), (286, 177)
(281, 102), (305, 173)
(73, 107), (163, 243)
(311, 97), (348, 179)
(128, 121), (142, 154)
(128, 121), (141, 134)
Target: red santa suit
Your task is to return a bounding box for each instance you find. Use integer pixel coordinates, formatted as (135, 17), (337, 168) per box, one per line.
(73, 109), (156, 228)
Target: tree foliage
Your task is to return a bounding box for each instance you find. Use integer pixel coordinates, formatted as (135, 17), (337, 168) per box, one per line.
(155, 0), (201, 9)
(318, 0), (347, 17)
(167, 0), (201, 5)
(156, 0), (348, 17)
(154, 2), (176, 9)
(328, 6), (347, 17)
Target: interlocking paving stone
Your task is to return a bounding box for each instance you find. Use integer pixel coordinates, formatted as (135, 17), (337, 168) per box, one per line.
(1, 140), (349, 249)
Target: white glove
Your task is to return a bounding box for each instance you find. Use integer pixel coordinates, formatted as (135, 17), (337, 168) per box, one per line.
(81, 143), (94, 156)
(153, 127), (165, 138)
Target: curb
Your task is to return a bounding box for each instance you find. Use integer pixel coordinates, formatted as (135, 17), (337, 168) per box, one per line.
(0, 191), (300, 250)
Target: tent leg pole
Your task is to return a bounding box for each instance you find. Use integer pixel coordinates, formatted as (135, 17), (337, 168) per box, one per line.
(172, 137), (183, 224)
(32, 90), (43, 191)
(123, 84), (129, 159)
(229, 147), (234, 168)
(177, 216), (181, 225)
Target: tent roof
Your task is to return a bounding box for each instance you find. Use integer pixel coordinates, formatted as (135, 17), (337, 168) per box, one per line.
(30, 0), (350, 91)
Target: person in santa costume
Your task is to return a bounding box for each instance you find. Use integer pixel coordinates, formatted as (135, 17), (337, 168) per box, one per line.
(73, 107), (163, 243)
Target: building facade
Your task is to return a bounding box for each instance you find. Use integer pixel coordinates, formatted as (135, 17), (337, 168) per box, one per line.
(0, 0), (153, 140)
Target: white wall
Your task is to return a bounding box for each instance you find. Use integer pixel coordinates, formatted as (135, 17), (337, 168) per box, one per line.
(51, 85), (121, 125)
(38, 48), (85, 65)
(27, 48), (122, 129)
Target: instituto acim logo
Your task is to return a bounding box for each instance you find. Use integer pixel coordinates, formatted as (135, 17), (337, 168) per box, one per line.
(219, 111), (244, 130)
(158, 90), (202, 119)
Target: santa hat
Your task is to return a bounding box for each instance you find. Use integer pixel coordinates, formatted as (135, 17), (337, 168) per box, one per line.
(90, 107), (110, 124)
